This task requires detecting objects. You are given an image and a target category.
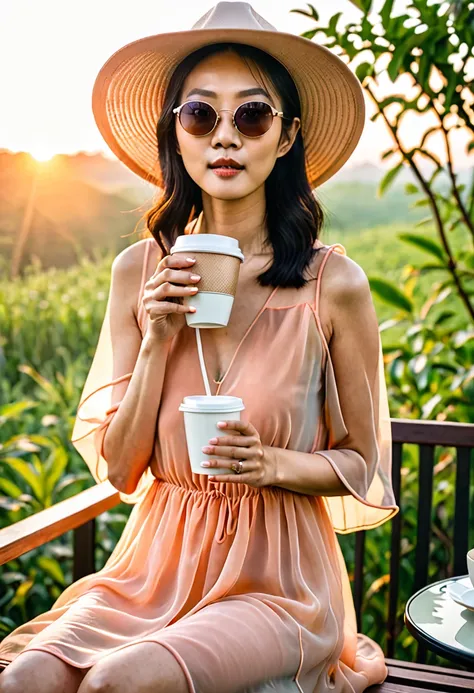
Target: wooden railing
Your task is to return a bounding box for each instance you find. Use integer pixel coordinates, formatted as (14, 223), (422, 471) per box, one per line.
(0, 417), (473, 667)
(354, 418), (473, 663)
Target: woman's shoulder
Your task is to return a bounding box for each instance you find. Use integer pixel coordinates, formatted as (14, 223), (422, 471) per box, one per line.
(111, 237), (162, 320)
(319, 243), (371, 307)
(112, 236), (160, 277)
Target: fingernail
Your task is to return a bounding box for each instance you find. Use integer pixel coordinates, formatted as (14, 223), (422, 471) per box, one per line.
(217, 421), (227, 428)
(190, 274), (201, 281)
(209, 438), (218, 444)
(201, 461), (210, 467)
(186, 257), (196, 262)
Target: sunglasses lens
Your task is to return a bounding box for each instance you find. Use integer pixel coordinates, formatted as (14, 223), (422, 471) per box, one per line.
(179, 101), (216, 135)
(235, 102), (274, 137)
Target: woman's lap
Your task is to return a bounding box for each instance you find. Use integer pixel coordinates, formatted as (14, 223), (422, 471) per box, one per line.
(107, 596), (304, 693)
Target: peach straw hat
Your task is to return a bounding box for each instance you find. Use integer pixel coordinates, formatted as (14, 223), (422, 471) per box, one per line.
(92, 1), (365, 190)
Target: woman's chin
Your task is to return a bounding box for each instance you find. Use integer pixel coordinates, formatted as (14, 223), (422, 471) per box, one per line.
(201, 177), (256, 200)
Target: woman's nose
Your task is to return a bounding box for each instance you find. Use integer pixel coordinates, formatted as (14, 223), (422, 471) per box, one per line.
(210, 111), (242, 149)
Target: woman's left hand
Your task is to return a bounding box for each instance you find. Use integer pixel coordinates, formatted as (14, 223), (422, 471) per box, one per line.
(201, 420), (278, 487)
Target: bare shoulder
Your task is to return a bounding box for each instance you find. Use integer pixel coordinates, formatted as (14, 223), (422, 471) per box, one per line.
(323, 248), (371, 307)
(112, 237), (154, 276)
(111, 238), (159, 320)
(316, 247), (374, 344)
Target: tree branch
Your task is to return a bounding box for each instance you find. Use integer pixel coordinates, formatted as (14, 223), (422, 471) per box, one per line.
(366, 82), (474, 322)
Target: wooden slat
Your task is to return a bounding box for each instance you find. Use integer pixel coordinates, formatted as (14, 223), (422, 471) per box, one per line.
(414, 444), (435, 664)
(73, 518), (96, 581)
(453, 447), (472, 577)
(387, 442), (403, 658)
(386, 663), (474, 690)
(0, 483), (120, 565)
(385, 658), (474, 680)
(354, 530), (365, 632)
(391, 419), (474, 447)
(367, 683), (447, 692)
(414, 446), (434, 594)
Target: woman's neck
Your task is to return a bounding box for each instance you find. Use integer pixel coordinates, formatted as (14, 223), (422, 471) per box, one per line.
(197, 188), (270, 259)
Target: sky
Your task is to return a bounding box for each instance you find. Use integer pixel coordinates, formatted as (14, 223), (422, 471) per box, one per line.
(1, 0), (472, 168)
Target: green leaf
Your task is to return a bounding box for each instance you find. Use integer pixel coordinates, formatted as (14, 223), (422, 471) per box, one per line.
(415, 216), (434, 228)
(377, 162), (404, 197)
(328, 12), (343, 35)
(0, 478), (24, 498)
(0, 401), (39, 420)
(381, 148), (396, 161)
(388, 43), (409, 82)
(10, 579), (34, 609)
(368, 278), (414, 313)
(453, 330), (474, 348)
(380, 0), (395, 26)
(36, 556), (66, 586)
(417, 263), (447, 273)
(44, 447), (69, 499)
(433, 310), (456, 325)
(405, 183), (419, 195)
(421, 394), (442, 418)
(355, 61), (374, 83)
(291, 4), (319, 21)
(397, 233), (446, 262)
(300, 29), (317, 40)
(0, 458), (43, 502)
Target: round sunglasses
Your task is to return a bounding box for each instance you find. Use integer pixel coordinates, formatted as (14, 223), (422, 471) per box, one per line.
(172, 100), (286, 138)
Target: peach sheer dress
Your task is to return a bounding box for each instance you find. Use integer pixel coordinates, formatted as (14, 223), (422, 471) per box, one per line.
(0, 236), (399, 692)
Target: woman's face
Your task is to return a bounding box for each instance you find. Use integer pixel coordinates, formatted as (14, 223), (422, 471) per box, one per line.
(175, 51), (300, 201)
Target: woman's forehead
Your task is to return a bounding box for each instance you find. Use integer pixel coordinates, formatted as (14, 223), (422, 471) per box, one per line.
(182, 53), (279, 103)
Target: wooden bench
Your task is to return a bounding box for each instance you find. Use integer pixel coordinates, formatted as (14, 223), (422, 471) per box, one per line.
(1, 417), (473, 690)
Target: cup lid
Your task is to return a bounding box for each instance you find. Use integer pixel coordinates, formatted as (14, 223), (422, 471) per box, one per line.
(170, 234), (244, 262)
(179, 395), (245, 413)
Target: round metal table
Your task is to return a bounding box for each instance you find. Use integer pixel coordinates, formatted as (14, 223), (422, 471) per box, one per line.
(405, 575), (474, 667)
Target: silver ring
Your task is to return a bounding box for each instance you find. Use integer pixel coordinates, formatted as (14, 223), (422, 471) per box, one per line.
(232, 460), (244, 474)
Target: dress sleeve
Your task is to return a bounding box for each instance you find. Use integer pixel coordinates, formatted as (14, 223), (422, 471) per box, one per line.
(70, 264), (156, 506)
(314, 246), (399, 533)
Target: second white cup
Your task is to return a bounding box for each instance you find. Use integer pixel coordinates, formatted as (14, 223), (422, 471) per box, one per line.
(179, 395), (246, 475)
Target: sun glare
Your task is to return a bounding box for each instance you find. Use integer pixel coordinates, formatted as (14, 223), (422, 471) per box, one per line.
(29, 146), (57, 163)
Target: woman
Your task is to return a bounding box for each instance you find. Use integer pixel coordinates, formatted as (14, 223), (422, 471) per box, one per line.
(0, 3), (399, 692)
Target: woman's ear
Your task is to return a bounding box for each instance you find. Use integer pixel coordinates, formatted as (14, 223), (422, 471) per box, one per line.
(277, 117), (301, 158)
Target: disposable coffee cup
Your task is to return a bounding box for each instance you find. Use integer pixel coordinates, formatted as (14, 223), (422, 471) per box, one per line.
(179, 395), (245, 475)
(468, 548), (474, 586)
(170, 234), (244, 328)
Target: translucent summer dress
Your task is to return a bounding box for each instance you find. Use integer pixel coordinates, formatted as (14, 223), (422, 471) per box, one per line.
(0, 236), (399, 692)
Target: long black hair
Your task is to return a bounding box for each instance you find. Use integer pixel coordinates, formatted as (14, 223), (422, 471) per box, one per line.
(143, 42), (325, 289)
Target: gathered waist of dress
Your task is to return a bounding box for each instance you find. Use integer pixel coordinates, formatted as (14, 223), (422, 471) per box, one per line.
(157, 477), (263, 500)
(152, 479), (292, 544)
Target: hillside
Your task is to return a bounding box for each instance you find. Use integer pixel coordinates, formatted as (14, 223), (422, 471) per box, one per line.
(0, 149), (469, 274)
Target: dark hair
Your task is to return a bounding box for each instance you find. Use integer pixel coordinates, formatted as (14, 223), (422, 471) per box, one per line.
(143, 42), (325, 288)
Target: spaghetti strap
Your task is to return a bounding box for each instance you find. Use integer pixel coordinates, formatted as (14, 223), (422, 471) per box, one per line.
(136, 238), (152, 319)
(313, 243), (345, 316)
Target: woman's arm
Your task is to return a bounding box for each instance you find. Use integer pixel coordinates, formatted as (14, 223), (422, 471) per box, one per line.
(271, 257), (381, 498)
(94, 243), (171, 495)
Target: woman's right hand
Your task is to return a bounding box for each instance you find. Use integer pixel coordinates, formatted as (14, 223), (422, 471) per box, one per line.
(142, 254), (201, 343)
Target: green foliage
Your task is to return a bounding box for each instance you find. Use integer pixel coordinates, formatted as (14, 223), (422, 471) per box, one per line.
(0, 251), (134, 633)
(295, 0), (474, 335)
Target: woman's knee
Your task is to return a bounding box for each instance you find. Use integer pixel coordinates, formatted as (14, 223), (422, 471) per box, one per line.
(0, 651), (87, 693)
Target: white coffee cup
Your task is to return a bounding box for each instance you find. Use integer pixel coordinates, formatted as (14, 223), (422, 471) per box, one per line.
(468, 548), (474, 587)
(170, 234), (244, 329)
(179, 395), (245, 475)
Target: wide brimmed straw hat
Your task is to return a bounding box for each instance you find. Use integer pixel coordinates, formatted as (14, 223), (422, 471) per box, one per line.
(92, 1), (365, 190)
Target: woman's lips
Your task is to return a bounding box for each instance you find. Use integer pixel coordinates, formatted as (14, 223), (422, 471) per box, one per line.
(210, 167), (244, 178)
